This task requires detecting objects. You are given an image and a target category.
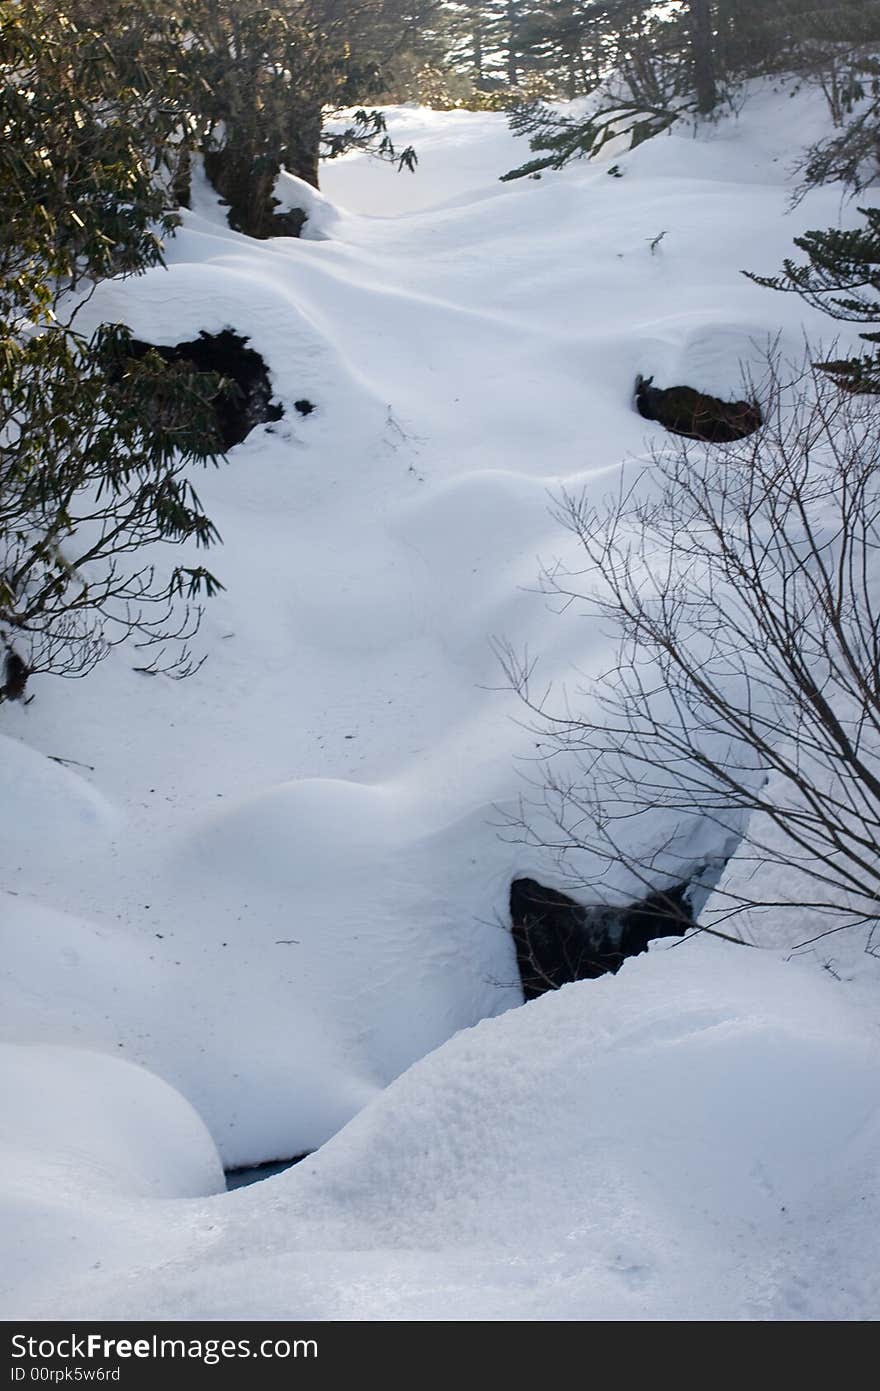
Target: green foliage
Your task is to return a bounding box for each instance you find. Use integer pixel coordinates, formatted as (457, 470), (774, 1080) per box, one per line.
(498, 2), (880, 183)
(741, 8), (880, 390)
(0, 324), (228, 684)
(0, 2), (187, 321)
(0, 0), (436, 697)
(501, 96), (677, 181)
(183, 0), (427, 231)
(748, 208), (880, 392)
(376, 55), (535, 109)
(500, 4), (705, 182)
(322, 109), (418, 171)
(0, 1), (226, 698)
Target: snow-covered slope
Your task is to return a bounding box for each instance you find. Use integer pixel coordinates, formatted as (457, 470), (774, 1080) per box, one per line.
(6, 941), (880, 1321)
(3, 85), (880, 1319)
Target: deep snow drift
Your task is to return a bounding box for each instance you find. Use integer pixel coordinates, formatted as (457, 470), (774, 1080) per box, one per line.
(7, 939), (880, 1322)
(2, 86), (880, 1320)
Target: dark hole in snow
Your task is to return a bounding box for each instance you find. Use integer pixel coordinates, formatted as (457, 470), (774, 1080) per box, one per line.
(634, 374), (762, 443)
(267, 207), (309, 239)
(294, 399), (316, 416)
(510, 875), (704, 1001)
(224, 1153), (310, 1190)
(201, 147), (309, 240)
(126, 330), (283, 450)
(1, 648), (30, 702)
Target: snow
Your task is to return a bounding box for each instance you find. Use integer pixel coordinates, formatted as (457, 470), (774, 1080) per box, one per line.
(1, 1044), (224, 1315)
(5, 941), (880, 1320)
(321, 106), (528, 214)
(3, 80), (880, 1319)
(0, 1045), (223, 1202)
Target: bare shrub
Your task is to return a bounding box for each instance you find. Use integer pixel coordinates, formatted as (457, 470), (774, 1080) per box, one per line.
(499, 351), (880, 953)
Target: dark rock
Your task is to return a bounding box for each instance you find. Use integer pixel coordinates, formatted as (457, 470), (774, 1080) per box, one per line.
(510, 876), (696, 1001)
(294, 399), (316, 416)
(125, 330), (283, 450)
(635, 374), (762, 443)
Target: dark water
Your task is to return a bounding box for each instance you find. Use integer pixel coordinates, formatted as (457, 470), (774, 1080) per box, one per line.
(225, 1154), (308, 1190)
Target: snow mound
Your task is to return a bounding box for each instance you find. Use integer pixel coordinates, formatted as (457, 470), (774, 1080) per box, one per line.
(321, 106), (529, 215)
(6, 86), (880, 1319)
(0, 1044), (224, 1316)
(0, 1043), (224, 1201)
(0, 735), (118, 892)
(13, 940), (880, 1321)
(303, 938), (878, 1245)
(274, 170), (341, 240)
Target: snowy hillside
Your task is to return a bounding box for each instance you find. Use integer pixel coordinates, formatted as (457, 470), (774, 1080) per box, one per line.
(3, 86), (880, 1320)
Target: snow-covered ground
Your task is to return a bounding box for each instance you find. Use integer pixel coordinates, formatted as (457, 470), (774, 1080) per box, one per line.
(2, 85), (879, 1320)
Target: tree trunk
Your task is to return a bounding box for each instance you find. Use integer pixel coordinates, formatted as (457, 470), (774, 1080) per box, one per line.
(283, 99), (323, 190)
(170, 143), (192, 211)
(689, 0), (718, 115)
(203, 145), (282, 238)
(473, 17), (484, 83)
(506, 0), (518, 86)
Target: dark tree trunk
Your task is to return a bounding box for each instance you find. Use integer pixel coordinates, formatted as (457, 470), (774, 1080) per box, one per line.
(689, 0), (718, 115)
(203, 98), (322, 238)
(282, 99), (323, 190)
(171, 144), (192, 210)
(203, 146), (282, 238)
(506, 0), (518, 85)
(473, 18), (484, 82)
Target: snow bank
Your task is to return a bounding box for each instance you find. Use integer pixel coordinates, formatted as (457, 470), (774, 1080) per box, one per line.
(0, 1045), (223, 1314)
(0, 1044), (223, 1200)
(274, 170), (341, 240)
(321, 106), (528, 215)
(0, 735), (118, 893)
(4, 83), (880, 1319)
(8, 941), (879, 1320)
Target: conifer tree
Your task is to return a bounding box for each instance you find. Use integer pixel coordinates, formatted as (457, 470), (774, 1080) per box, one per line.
(500, 2), (880, 181)
(502, 4), (689, 180)
(749, 209), (880, 392)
